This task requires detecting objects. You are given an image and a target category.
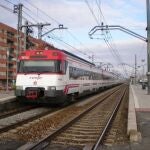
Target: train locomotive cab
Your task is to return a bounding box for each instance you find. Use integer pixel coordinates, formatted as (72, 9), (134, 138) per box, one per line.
(15, 49), (68, 104)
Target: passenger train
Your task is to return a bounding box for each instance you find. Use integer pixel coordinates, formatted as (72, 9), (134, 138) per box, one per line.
(15, 49), (120, 104)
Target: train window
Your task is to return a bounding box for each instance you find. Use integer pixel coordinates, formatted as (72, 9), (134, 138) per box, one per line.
(65, 61), (68, 73)
(60, 61), (68, 74)
(24, 61), (54, 67)
(18, 60), (61, 73)
(69, 66), (103, 80)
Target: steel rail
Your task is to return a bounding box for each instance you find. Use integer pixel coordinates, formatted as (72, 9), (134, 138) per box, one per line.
(92, 87), (127, 150)
(18, 86), (124, 150)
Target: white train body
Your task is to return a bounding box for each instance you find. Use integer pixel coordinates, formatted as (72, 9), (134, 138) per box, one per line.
(15, 49), (120, 104)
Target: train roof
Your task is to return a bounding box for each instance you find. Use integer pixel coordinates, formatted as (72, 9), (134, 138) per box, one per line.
(22, 49), (95, 66)
(20, 49), (118, 78)
(61, 49), (95, 66)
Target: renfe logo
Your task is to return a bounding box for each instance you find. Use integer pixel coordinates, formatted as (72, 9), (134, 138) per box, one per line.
(29, 76), (42, 80)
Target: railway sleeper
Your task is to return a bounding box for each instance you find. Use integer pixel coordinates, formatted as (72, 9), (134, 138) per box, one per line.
(62, 131), (99, 135)
(51, 137), (97, 144)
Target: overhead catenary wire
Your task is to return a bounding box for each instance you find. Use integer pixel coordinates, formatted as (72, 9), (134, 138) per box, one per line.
(95, 0), (125, 63)
(66, 30), (94, 54)
(95, 0), (137, 77)
(85, 0), (118, 60)
(48, 32), (92, 59)
(0, 2), (31, 22)
(2, 0), (116, 68)
(2, 0), (128, 70)
(20, 0), (96, 61)
(22, 0), (60, 24)
(85, 0), (120, 61)
(0, 3), (14, 13)
(2, 0), (94, 62)
(22, 2), (94, 56)
(85, 0), (128, 77)
(4, 0), (14, 5)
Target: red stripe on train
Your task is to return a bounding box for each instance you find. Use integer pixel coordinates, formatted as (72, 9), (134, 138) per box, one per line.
(64, 84), (79, 95)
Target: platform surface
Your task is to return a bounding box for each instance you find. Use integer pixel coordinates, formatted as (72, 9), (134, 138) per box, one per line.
(127, 84), (150, 150)
(0, 91), (15, 103)
(131, 84), (150, 111)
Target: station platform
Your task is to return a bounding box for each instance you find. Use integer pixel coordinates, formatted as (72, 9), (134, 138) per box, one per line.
(0, 91), (16, 104)
(131, 85), (150, 111)
(127, 84), (150, 150)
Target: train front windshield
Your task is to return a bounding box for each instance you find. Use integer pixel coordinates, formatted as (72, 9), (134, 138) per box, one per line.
(18, 60), (61, 73)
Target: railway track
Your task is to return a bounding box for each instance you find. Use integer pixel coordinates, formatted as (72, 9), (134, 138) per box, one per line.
(0, 105), (38, 120)
(17, 85), (127, 150)
(0, 86), (120, 139)
(91, 87), (127, 150)
(0, 106), (59, 134)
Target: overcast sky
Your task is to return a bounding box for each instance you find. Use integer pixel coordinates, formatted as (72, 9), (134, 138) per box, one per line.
(0, 0), (147, 77)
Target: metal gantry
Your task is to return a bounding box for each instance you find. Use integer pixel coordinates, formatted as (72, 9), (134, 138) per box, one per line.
(89, 24), (147, 42)
(41, 24), (68, 38)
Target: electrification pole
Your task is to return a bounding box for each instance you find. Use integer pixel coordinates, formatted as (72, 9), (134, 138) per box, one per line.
(92, 54), (94, 63)
(135, 55), (137, 84)
(24, 21), (28, 50)
(15, 3), (23, 56)
(147, 0), (150, 94)
(13, 3), (23, 75)
(18, 4), (23, 54)
(21, 23), (51, 40)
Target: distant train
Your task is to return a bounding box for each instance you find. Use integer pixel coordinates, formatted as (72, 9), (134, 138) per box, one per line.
(15, 49), (121, 104)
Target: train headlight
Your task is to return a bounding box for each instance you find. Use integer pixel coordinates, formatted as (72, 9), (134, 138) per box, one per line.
(16, 86), (23, 90)
(48, 86), (56, 91)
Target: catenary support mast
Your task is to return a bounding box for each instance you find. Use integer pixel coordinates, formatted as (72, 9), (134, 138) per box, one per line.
(147, 0), (150, 94)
